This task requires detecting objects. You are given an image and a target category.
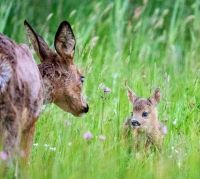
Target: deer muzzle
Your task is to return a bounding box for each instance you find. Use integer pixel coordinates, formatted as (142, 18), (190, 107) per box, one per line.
(131, 120), (141, 127)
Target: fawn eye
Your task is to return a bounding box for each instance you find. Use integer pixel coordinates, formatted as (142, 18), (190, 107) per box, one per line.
(142, 112), (148, 117)
(80, 76), (85, 83)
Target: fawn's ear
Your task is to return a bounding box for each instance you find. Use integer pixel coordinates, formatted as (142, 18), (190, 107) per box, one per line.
(150, 88), (161, 105)
(24, 20), (51, 63)
(127, 88), (138, 104)
(54, 21), (76, 64)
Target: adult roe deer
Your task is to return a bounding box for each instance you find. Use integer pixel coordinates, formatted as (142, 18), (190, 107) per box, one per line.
(0, 20), (89, 162)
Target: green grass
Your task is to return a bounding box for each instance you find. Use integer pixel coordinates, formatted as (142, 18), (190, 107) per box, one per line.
(0, 0), (200, 178)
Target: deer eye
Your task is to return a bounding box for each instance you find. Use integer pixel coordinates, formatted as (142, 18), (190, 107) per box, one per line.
(80, 76), (85, 83)
(142, 112), (148, 117)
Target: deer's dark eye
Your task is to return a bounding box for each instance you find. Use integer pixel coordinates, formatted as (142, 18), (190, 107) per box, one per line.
(80, 76), (85, 83)
(142, 112), (148, 117)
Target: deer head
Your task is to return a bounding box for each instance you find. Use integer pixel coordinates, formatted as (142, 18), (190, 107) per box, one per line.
(24, 20), (89, 116)
(127, 87), (166, 137)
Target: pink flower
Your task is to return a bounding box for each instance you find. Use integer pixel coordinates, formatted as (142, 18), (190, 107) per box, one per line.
(162, 126), (168, 135)
(83, 131), (93, 140)
(99, 135), (106, 141)
(0, 151), (8, 161)
(103, 87), (111, 94)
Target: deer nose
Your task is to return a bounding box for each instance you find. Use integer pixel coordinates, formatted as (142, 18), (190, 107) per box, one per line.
(131, 120), (141, 127)
(83, 104), (89, 113)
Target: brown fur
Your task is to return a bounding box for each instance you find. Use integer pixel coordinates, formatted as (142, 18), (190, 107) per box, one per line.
(0, 20), (89, 162)
(123, 88), (166, 150)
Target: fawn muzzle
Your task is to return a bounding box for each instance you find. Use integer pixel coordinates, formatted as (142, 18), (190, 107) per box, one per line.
(131, 120), (141, 127)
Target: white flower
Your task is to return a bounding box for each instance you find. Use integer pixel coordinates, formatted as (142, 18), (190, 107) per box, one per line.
(172, 119), (177, 125)
(49, 147), (56, 151)
(99, 135), (106, 141)
(44, 144), (50, 148)
(33, 143), (39, 147)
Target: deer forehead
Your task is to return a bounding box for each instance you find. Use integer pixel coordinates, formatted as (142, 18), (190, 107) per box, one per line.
(133, 98), (152, 112)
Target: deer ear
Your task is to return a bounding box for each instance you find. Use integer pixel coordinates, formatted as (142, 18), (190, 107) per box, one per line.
(127, 88), (138, 104)
(54, 21), (76, 63)
(150, 88), (161, 105)
(24, 20), (51, 63)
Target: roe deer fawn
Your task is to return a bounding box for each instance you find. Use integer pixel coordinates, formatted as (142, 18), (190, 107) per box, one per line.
(123, 87), (167, 150)
(0, 20), (89, 162)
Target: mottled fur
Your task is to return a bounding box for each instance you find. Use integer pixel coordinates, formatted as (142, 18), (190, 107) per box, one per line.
(123, 88), (167, 150)
(0, 20), (89, 162)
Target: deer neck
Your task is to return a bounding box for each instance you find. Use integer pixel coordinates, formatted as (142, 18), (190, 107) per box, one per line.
(150, 109), (160, 132)
(38, 64), (55, 104)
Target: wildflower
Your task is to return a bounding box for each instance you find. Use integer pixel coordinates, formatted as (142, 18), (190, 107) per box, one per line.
(172, 119), (177, 126)
(103, 87), (111, 94)
(33, 143), (39, 147)
(177, 161), (181, 168)
(99, 135), (106, 141)
(99, 83), (111, 94)
(163, 9), (169, 16)
(44, 144), (50, 148)
(175, 149), (179, 154)
(83, 131), (93, 140)
(0, 151), (8, 161)
(162, 126), (168, 135)
(90, 36), (99, 48)
(49, 147), (56, 151)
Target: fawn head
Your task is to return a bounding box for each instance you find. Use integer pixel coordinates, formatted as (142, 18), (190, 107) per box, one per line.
(24, 20), (89, 116)
(127, 87), (161, 132)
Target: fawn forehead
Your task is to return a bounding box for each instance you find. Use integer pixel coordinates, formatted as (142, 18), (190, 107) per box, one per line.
(133, 98), (152, 112)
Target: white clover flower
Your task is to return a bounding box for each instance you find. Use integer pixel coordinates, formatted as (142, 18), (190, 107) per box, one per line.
(99, 135), (106, 141)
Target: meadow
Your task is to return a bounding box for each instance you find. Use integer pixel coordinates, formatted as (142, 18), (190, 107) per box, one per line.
(0, 0), (200, 178)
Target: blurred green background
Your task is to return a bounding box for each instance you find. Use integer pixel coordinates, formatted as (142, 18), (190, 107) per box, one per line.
(0, 0), (200, 178)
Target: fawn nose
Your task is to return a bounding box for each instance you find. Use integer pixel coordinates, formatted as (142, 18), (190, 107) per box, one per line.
(83, 104), (89, 113)
(131, 120), (141, 127)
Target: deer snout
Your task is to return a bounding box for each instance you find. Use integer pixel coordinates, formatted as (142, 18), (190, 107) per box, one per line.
(82, 104), (89, 113)
(131, 120), (141, 127)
